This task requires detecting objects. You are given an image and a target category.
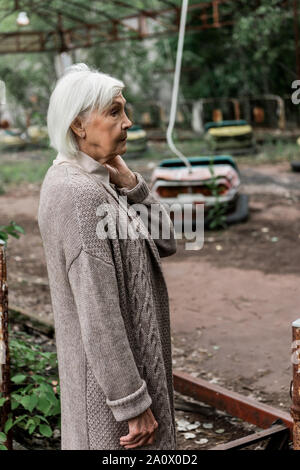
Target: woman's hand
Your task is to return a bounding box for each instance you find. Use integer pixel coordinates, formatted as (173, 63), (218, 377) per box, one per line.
(120, 407), (158, 449)
(102, 154), (137, 190)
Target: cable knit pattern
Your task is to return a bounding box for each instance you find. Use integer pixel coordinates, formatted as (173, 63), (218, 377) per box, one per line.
(122, 240), (176, 449)
(37, 151), (177, 450)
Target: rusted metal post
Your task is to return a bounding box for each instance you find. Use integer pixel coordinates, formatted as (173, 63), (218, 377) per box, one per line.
(294, 0), (300, 80)
(212, 0), (220, 28)
(290, 319), (300, 450)
(0, 240), (12, 450)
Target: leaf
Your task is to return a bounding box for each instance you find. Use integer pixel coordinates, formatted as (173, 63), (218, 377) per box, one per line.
(3, 225), (15, 234)
(31, 375), (48, 384)
(11, 374), (27, 384)
(20, 394), (38, 412)
(28, 423), (36, 435)
(0, 432), (7, 443)
(36, 396), (52, 415)
(24, 418), (35, 431)
(32, 416), (41, 426)
(7, 232), (20, 239)
(44, 389), (56, 402)
(0, 233), (8, 242)
(35, 415), (49, 423)
(39, 424), (52, 438)
(50, 398), (61, 416)
(0, 397), (7, 406)
(11, 223), (25, 234)
(11, 400), (20, 410)
(13, 415), (27, 426)
(10, 393), (23, 401)
(4, 417), (13, 433)
(0, 444), (8, 450)
(39, 382), (55, 395)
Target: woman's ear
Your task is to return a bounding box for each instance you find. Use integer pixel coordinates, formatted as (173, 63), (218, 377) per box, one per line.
(70, 116), (86, 139)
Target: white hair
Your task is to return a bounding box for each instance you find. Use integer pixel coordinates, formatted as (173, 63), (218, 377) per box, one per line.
(47, 63), (125, 158)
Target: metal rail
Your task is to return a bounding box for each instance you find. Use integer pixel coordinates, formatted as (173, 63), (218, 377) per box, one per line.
(173, 369), (293, 449)
(211, 422), (290, 450)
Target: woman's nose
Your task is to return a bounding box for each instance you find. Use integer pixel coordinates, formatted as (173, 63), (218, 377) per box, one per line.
(123, 116), (133, 129)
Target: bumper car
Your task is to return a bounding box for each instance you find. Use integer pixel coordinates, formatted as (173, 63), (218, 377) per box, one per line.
(124, 125), (148, 157)
(150, 155), (249, 228)
(0, 125), (48, 150)
(204, 120), (255, 154)
(0, 128), (27, 148)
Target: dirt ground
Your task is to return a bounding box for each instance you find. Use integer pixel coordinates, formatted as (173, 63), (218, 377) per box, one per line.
(1, 151), (300, 449)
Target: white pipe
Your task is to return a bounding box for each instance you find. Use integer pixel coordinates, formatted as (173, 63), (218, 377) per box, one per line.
(166, 0), (193, 173)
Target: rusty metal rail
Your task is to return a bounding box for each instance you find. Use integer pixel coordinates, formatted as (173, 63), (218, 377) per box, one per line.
(210, 421), (290, 450)
(0, 241), (12, 450)
(173, 369), (293, 449)
(173, 370), (293, 434)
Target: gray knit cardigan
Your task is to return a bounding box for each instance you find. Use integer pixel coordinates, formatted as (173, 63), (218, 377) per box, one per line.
(37, 150), (177, 450)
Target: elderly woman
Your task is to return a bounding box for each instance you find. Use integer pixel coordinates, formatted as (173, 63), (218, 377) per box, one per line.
(37, 63), (177, 450)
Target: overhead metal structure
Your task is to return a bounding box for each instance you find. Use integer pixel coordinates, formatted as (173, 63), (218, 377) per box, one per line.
(0, 0), (235, 54)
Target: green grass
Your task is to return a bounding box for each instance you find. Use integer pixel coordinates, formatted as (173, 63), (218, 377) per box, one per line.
(0, 148), (55, 191)
(0, 138), (299, 193)
(254, 141), (300, 163)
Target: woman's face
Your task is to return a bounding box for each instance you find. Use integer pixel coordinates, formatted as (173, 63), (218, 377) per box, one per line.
(72, 93), (133, 163)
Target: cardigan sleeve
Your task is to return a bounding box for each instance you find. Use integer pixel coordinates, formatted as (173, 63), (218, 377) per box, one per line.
(67, 248), (152, 422)
(117, 171), (177, 258)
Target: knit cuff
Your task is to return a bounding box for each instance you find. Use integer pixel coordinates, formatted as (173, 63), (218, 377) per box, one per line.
(106, 379), (152, 422)
(118, 172), (150, 203)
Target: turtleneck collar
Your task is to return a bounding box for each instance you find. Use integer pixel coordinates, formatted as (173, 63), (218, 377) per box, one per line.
(52, 150), (110, 184)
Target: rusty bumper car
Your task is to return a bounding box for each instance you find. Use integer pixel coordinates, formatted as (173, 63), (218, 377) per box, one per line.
(150, 155), (249, 229)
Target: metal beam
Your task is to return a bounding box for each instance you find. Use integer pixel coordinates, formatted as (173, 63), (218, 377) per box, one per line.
(210, 422), (290, 450)
(0, 1), (234, 54)
(173, 370), (293, 437)
(0, 0), (290, 54)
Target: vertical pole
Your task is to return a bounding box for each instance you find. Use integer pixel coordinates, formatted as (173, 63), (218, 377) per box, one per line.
(294, 0), (300, 80)
(290, 319), (300, 450)
(138, 14), (147, 39)
(0, 241), (12, 450)
(212, 0), (220, 28)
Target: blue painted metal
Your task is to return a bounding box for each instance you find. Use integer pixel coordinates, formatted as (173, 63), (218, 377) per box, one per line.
(158, 155), (239, 173)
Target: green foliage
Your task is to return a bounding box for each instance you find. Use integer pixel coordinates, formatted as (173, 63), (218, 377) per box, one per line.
(88, 36), (156, 103)
(166, 0), (297, 99)
(0, 0), (297, 125)
(0, 329), (60, 449)
(0, 155), (54, 190)
(0, 221), (59, 449)
(0, 50), (56, 128)
(205, 158), (228, 230)
(0, 430), (8, 449)
(0, 221), (25, 244)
